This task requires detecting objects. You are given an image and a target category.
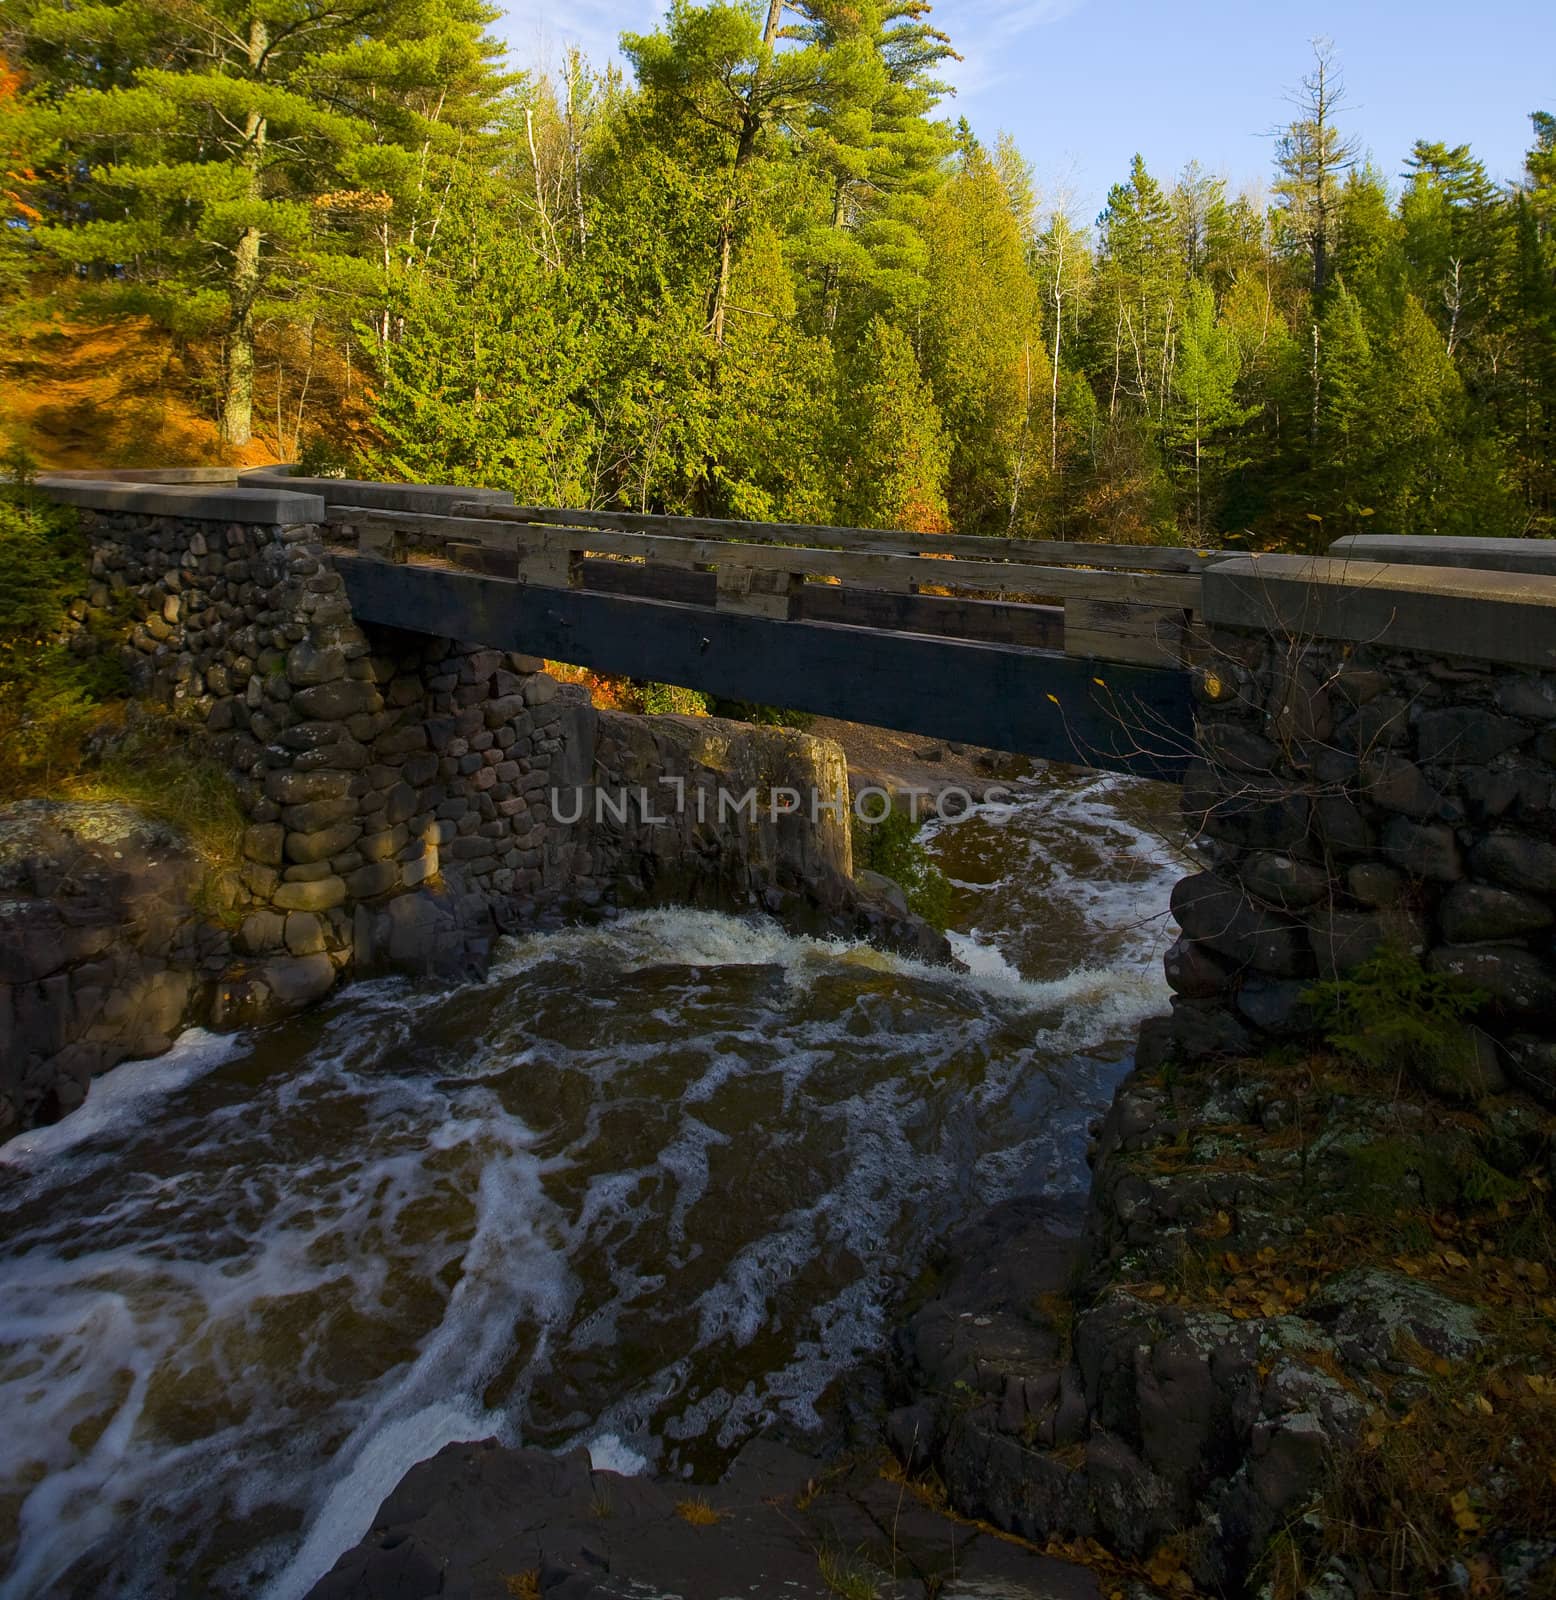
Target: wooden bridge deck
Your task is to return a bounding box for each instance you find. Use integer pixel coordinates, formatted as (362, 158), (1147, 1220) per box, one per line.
(330, 503), (1206, 782)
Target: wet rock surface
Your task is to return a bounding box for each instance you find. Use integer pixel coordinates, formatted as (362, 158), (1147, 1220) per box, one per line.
(579, 711), (952, 965)
(0, 800), (225, 1130)
(307, 1438), (1100, 1600)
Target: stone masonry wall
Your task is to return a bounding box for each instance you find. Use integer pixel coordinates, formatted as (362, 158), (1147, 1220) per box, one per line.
(5, 496), (944, 1129)
(1168, 626), (1556, 1102)
(75, 507), (597, 1003)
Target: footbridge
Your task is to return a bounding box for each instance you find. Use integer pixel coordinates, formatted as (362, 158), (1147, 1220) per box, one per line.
(36, 469), (1556, 787)
(263, 473), (1219, 781)
(23, 465), (1556, 1089)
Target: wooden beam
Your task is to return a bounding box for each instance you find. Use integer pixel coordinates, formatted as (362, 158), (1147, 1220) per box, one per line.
(577, 560), (1064, 649)
(336, 556), (1195, 782)
(795, 585), (1064, 649)
(715, 563), (804, 618)
(1063, 599), (1190, 667)
(333, 508), (1204, 609)
(580, 558), (711, 605)
(462, 503), (1223, 572)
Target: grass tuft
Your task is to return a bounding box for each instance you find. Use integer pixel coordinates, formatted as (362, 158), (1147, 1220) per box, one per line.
(816, 1545), (880, 1600)
(674, 1495), (724, 1527)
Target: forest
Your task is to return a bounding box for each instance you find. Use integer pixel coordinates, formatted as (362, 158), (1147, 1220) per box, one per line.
(2, 0), (1554, 550)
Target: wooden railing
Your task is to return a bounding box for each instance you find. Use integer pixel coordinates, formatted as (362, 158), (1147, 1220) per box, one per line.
(325, 502), (1220, 668)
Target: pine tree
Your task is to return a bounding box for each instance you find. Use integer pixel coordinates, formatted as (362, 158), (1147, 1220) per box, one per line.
(1505, 113), (1556, 525)
(784, 0), (955, 330)
(6, 0), (512, 445)
(1165, 280), (1256, 533)
(622, 1), (841, 347)
(1273, 38), (1360, 299)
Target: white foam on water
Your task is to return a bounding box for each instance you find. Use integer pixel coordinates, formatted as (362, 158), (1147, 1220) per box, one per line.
(587, 1432), (650, 1476)
(0, 1007), (579, 1600)
(0, 767), (1189, 1596)
(0, 1028), (248, 1171)
(261, 1401), (500, 1600)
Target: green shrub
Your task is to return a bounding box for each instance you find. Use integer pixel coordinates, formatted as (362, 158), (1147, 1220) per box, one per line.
(1304, 944), (1487, 1097)
(0, 481), (88, 642)
(295, 435), (357, 478)
(0, 483), (131, 788)
(851, 805), (952, 931)
(710, 696), (814, 730)
(641, 681), (711, 716)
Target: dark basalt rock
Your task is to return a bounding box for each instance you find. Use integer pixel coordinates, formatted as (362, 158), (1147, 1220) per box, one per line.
(1171, 872), (1311, 978)
(0, 800), (217, 1132)
(306, 1436), (1101, 1600)
(1439, 882), (1555, 945)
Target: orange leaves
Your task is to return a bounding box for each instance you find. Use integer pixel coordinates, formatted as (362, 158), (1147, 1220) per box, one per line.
(1450, 1489), (1482, 1535)
(1210, 1245), (1311, 1321)
(1197, 1208), (1233, 1240)
(1144, 1540), (1197, 1595)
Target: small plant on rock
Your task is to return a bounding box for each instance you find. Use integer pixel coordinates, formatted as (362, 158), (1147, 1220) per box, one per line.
(674, 1495), (723, 1526)
(851, 806), (952, 931)
(1303, 944), (1487, 1100)
(816, 1544), (881, 1600)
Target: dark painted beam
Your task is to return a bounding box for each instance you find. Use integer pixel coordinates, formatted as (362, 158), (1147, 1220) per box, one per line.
(577, 558), (1066, 650)
(338, 557), (1195, 782)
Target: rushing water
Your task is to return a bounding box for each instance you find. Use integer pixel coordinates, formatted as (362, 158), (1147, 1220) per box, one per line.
(0, 766), (1182, 1600)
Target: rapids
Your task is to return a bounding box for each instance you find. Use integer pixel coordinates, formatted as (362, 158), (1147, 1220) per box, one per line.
(0, 766), (1182, 1599)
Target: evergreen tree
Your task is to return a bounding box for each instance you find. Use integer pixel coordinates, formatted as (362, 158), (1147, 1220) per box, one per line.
(919, 143), (1049, 531)
(622, 1), (841, 347)
(1092, 154), (1179, 419)
(832, 316), (948, 531)
(1273, 38), (1360, 298)
(1165, 280), (1256, 533)
(6, 0), (512, 445)
(1333, 165), (1406, 326)
(785, 0), (955, 331)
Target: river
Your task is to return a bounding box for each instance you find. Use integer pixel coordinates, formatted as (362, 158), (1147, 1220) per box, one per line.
(0, 765), (1182, 1599)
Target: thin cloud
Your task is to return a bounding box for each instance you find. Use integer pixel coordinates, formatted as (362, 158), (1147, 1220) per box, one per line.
(499, 0), (658, 74)
(498, 0), (1097, 84)
(942, 0), (1096, 99)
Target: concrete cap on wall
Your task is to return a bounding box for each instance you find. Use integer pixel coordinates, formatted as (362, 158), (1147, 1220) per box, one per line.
(36, 476), (327, 526)
(1329, 533), (1556, 577)
(238, 468), (514, 516)
(1203, 553), (1556, 670)
(34, 467), (242, 485)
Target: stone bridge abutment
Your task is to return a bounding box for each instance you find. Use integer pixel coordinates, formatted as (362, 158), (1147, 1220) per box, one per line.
(1169, 548), (1556, 1103)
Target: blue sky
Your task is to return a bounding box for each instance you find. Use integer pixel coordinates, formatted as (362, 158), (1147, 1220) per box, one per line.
(497, 0), (1553, 222)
